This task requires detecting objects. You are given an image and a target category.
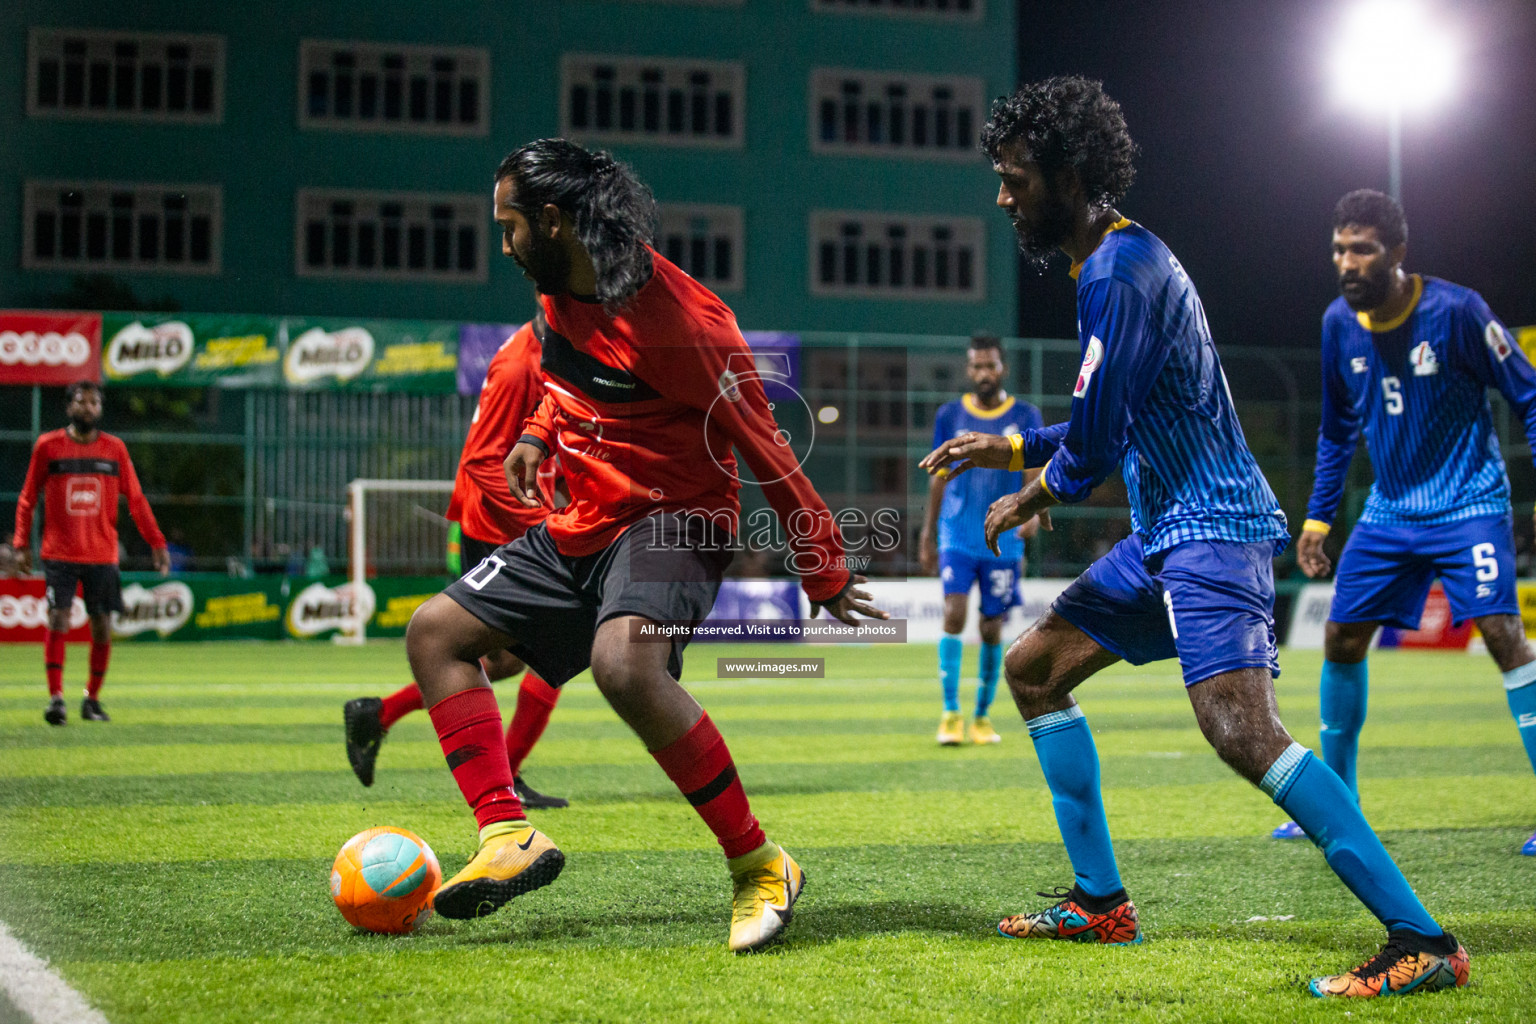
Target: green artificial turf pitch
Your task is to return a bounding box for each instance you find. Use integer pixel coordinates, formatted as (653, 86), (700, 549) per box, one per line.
(1, 641), (1533, 1023)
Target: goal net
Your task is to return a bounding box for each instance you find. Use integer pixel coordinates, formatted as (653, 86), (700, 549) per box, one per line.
(338, 478), (455, 645)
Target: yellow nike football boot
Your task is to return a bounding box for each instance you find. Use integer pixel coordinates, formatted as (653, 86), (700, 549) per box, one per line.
(431, 821), (564, 920)
(970, 715), (1002, 744)
(728, 842), (805, 953)
(936, 711), (966, 746)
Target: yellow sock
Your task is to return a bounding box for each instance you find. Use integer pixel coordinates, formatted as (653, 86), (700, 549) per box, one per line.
(727, 840), (779, 876)
(478, 818), (531, 845)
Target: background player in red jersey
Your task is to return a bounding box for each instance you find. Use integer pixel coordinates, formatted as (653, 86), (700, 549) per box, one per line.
(404, 139), (885, 951)
(342, 322), (568, 808)
(6, 381), (169, 725)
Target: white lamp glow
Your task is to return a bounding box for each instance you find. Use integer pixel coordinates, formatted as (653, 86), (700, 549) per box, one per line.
(1331, 0), (1459, 201)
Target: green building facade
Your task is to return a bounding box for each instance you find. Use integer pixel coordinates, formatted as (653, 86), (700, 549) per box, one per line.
(3, 0), (1017, 334)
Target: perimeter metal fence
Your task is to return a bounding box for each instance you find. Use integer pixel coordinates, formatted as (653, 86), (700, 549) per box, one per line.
(4, 333), (1531, 578)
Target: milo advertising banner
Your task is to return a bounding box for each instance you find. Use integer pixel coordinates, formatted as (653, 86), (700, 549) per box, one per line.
(279, 318), (458, 393)
(100, 313), (282, 387)
(6, 574), (447, 643)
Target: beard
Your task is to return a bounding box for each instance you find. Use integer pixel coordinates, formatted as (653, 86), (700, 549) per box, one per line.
(68, 412), (98, 433)
(972, 378), (1000, 402)
(515, 231), (572, 296)
(1009, 190), (1077, 272)
(1339, 267), (1391, 312)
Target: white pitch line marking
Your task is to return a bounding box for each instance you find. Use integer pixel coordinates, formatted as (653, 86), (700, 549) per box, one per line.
(0, 919), (109, 1024)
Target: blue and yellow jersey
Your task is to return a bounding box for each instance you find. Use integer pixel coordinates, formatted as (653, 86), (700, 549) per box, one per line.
(1033, 219), (1289, 555)
(932, 393), (1044, 557)
(1308, 275), (1536, 527)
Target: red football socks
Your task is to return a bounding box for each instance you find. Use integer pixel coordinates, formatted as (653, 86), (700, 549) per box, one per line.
(505, 673), (560, 776)
(379, 683), (425, 730)
(428, 687), (525, 829)
(86, 639), (110, 699)
(44, 631), (65, 697)
(651, 712), (766, 859)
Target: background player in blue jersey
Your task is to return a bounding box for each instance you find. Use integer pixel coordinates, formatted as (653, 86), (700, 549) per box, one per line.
(919, 333), (1045, 745)
(923, 77), (1467, 999)
(1270, 190), (1536, 856)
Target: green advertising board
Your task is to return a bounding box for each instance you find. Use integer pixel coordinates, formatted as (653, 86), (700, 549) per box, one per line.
(114, 574), (445, 641)
(101, 313), (283, 387)
(279, 317), (458, 393)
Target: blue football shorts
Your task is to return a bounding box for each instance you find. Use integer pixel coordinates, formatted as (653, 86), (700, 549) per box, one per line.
(1052, 533), (1280, 686)
(1330, 512), (1519, 629)
(939, 548), (1021, 619)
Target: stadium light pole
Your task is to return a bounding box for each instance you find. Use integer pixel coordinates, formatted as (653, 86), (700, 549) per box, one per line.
(1333, 0), (1457, 203)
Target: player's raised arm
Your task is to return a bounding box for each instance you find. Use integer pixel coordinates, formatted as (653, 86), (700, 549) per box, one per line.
(1300, 325), (1362, 578)
(919, 422), (1068, 479)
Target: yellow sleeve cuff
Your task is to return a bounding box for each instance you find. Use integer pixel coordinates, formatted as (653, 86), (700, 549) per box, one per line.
(1007, 432), (1024, 472)
(1302, 519), (1331, 536)
(1037, 459), (1058, 501)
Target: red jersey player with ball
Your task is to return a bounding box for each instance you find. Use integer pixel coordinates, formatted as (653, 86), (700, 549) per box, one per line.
(7, 381), (169, 725)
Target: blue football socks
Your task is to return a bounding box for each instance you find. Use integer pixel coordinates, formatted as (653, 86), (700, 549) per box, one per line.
(1026, 706), (1123, 900)
(1263, 742), (1441, 937)
(939, 634), (962, 714)
(1503, 661), (1536, 774)
(976, 642), (1002, 717)
(1319, 659), (1368, 799)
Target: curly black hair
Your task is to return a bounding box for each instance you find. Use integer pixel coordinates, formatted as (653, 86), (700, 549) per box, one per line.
(65, 380), (101, 403)
(1333, 189), (1407, 250)
(495, 139), (659, 313)
(981, 76), (1138, 209)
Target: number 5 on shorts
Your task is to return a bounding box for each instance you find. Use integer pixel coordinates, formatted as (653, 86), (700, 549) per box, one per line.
(463, 555), (506, 591)
(1472, 543), (1498, 582)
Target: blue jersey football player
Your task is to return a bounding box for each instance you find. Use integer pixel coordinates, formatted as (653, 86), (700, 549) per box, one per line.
(1270, 190), (1536, 857)
(923, 77), (1467, 999)
(919, 334), (1045, 746)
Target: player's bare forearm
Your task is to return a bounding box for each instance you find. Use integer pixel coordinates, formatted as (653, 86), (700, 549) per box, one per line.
(503, 442), (547, 508)
(919, 431), (1013, 480)
(984, 477), (1058, 556)
(918, 474), (945, 574)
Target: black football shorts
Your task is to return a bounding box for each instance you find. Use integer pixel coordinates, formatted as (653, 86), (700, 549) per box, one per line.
(42, 560), (124, 616)
(444, 512), (733, 686)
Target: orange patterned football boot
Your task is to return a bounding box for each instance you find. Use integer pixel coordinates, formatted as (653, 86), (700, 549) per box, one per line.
(1309, 932), (1469, 998)
(998, 886), (1143, 945)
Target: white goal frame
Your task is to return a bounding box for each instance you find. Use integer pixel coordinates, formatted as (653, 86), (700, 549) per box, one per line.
(340, 478), (455, 645)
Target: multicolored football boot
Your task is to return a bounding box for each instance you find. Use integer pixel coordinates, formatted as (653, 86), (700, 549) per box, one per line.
(1270, 820), (1306, 840)
(728, 842), (805, 953)
(1309, 932), (1468, 998)
(970, 716), (1002, 744)
(431, 823), (564, 920)
(998, 886), (1143, 945)
(936, 711), (966, 746)
(1521, 829), (1536, 856)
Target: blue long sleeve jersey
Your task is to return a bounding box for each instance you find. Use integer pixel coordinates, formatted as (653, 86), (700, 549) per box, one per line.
(1307, 274), (1536, 527)
(1020, 220), (1289, 556)
(932, 393), (1045, 557)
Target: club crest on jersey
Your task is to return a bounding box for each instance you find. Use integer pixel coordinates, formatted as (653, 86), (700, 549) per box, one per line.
(1350, 356), (1369, 374)
(1485, 321), (1514, 362)
(1410, 341), (1439, 376)
(1073, 337), (1104, 398)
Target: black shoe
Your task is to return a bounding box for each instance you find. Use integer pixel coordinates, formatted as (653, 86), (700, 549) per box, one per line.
(80, 697), (110, 721)
(514, 774), (569, 809)
(44, 697), (66, 726)
(343, 697), (385, 786)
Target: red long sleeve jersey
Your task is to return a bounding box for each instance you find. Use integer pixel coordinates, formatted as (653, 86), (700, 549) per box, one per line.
(11, 429), (166, 564)
(523, 252), (850, 604)
(446, 323), (553, 545)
